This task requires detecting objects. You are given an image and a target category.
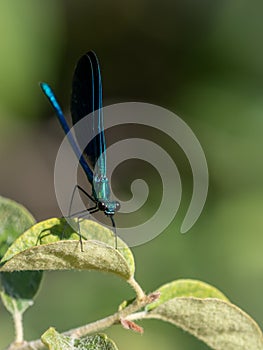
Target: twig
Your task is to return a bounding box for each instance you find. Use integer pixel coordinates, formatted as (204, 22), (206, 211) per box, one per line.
(5, 292), (159, 350)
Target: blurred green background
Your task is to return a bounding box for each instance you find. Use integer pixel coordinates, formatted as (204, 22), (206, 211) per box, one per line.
(0, 1), (263, 349)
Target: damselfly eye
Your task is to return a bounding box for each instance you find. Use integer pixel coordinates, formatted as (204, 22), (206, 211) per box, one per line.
(98, 201), (107, 211)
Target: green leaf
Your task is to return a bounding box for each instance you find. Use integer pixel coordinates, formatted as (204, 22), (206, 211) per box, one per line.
(0, 271), (42, 314)
(0, 196), (41, 318)
(0, 195), (35, 259)
(74, 334), (118, 350)
(41, 327), (73, 350)
(41, 327), (119, 350)
(147, 297), (263, 350)
(146, 279), (229, 311)
(0, 218), (135, 280)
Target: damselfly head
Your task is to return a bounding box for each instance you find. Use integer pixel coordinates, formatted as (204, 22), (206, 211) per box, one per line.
(98, 200), (121, 215)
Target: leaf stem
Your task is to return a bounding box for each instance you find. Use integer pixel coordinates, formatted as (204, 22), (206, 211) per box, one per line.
(125, 311), (147, 321)
(127, 276), (146, 300)
(13, 309), (24, 344)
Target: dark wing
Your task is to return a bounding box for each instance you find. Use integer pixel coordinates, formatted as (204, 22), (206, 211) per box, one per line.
(70, 51), (106, 175)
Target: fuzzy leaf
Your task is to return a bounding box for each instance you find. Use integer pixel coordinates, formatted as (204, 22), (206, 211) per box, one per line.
(0, 240), (132, 280)
(146, 279), (229, 311)
(41, 327), (118, 349)
(148, 297), (263, 350)
(0, 218), (135, 280)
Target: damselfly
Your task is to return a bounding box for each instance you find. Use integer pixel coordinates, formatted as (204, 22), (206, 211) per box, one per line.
(40, 51), (120, 246)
